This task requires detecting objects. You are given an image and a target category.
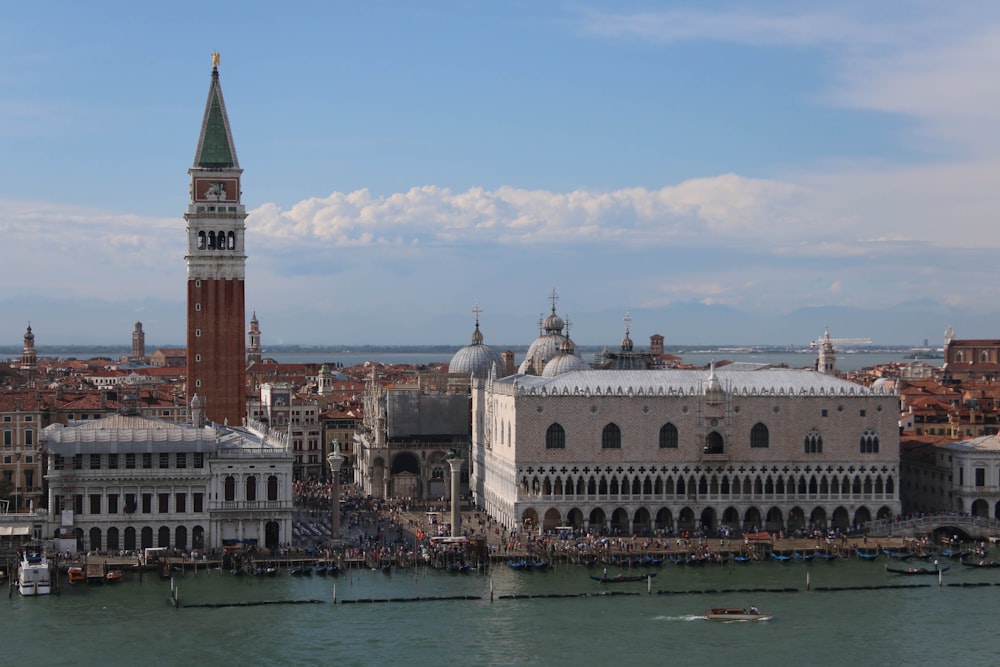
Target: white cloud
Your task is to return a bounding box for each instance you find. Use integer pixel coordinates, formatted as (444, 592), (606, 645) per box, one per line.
(247, 176), (810, 251)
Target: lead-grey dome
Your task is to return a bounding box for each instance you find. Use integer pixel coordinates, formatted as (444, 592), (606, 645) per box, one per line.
(450, 318), (504, 379)
(542, 337), (589, 377)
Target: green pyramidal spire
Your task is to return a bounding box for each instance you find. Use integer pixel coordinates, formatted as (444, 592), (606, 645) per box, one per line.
(194, 54), (239, 169)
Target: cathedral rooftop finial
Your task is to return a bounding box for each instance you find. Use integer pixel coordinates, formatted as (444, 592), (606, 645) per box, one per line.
(212, 52), (220, 69)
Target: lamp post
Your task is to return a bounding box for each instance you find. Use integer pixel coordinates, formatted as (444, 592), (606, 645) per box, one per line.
(327, 439), (345, 544)
(444, 448), (464, 537)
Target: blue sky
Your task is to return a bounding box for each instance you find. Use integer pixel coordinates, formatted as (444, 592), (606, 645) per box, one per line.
(2, 1), (1000, 349)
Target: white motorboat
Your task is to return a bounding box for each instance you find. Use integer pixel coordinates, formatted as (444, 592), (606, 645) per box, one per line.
(17, 550), (52, 596)
(704, 607), (772, 622)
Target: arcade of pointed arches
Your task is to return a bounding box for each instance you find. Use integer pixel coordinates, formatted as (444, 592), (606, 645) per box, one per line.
(508, 463), (896, 534)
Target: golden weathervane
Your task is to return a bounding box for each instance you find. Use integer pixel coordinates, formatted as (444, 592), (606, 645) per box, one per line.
(212, 52), (221, 68)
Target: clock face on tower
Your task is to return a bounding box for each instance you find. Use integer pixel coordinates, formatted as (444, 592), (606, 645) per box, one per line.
(194, 178), (238, 203)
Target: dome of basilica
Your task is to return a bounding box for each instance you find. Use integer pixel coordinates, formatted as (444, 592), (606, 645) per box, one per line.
(542, 336), (590, 377)
(449, 312), (505, 379)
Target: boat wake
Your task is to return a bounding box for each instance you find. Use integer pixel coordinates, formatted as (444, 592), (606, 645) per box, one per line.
(653, 614), (704, 622)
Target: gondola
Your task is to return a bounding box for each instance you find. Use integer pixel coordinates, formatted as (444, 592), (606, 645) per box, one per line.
(886, 564), (948, 575)
(770, 552), (792, 562)
(961, 560), (1000, 568)
(881, 548), (915, 560)
(590, 572), (656, 583)
(855, 549), (879, 560)
(814, 551), (839, 561)
(793, 551), (814, 561)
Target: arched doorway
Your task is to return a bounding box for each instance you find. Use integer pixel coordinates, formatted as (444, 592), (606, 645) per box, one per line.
(655, 508), (674, 532)
(175, 526), (188, 551)
(193, 526), (205, 550)
(141, 526), (153, 550)
(765, 507), (784, 532)
(521, 508), (540, 532)
(787, 507), (806, 532)
(743, 507), (763, 532)
(610, 507), (629, 534)
(853, 506), (872, 526)
(810, 507), (828, 530)
(633, 507), (652, 535)
(971, 499), (989, 517)
(158, 526), (170, 547)
(543, 508), (562, 532)
(391, 452), (421, 498)
(700, 507), (717, 532)
(124, 527), (137, 551)
(831, 506), (850, 531)
(589, 508), (607, 533)
(876, 506), (893, 521)
(89, 527), (101, 552)
(677, 507), (696, 533)
(107, 527), (120, 552)
(567, 508), (585, 530)
(721, 507), (740, 529)
(265, 521), (280, 549)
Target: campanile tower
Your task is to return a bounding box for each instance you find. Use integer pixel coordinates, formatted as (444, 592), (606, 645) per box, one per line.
(185, 53), (247, 424)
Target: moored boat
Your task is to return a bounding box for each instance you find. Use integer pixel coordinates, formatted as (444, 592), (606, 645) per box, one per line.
(886, 564), (948, 575)
(960, 560), (1000, 568)
(705, 607), (772, 622)
(881, 548), (915, 560)
(105, 569), (124, 583)
(67, 566), (85, 584)
(590, 572), (656, 583)
(17, 551), (51, 596)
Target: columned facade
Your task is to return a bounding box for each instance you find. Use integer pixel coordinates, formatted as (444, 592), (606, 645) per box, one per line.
(43, 413), (293, 552)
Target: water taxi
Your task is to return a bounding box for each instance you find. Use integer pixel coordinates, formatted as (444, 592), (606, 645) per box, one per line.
(704, 607), (772, 622)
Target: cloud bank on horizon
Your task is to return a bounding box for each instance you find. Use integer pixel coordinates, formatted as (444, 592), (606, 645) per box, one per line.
(1, 2), (999, 348)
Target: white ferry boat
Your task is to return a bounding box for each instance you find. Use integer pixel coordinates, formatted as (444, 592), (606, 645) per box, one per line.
(17, 550), (52, 596)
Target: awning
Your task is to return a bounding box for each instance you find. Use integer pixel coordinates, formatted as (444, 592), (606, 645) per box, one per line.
(0, 525), (32, 536)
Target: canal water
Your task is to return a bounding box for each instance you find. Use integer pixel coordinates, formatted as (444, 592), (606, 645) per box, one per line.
(3, 558), (994, 665)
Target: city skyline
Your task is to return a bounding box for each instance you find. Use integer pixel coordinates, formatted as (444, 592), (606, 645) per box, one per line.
(3, 2), (1000, 347)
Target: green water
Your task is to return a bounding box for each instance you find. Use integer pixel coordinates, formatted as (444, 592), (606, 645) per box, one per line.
(3, 560), (995, 666)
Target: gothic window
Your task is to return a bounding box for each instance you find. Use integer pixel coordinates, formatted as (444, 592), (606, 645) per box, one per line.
(546, 423), (566, 449)
(602, 423), (622, 449)
(804, 430), (823, 454)
(218, 230), (226, 250)
(228, 231), (236, 249)
(704, 431), (724, 454)
(750, 422), (769, 448)
(224, 476), (235, 502)
(207, 231), (216, 249)
(197, 231), (206, 249)
(860, 429), (879, 453)
(245, 475), (257, 502)
(659, 423), (679, 449)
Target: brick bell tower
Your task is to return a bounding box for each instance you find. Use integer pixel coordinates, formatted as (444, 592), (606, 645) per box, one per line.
(185, 53), (247, 424)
